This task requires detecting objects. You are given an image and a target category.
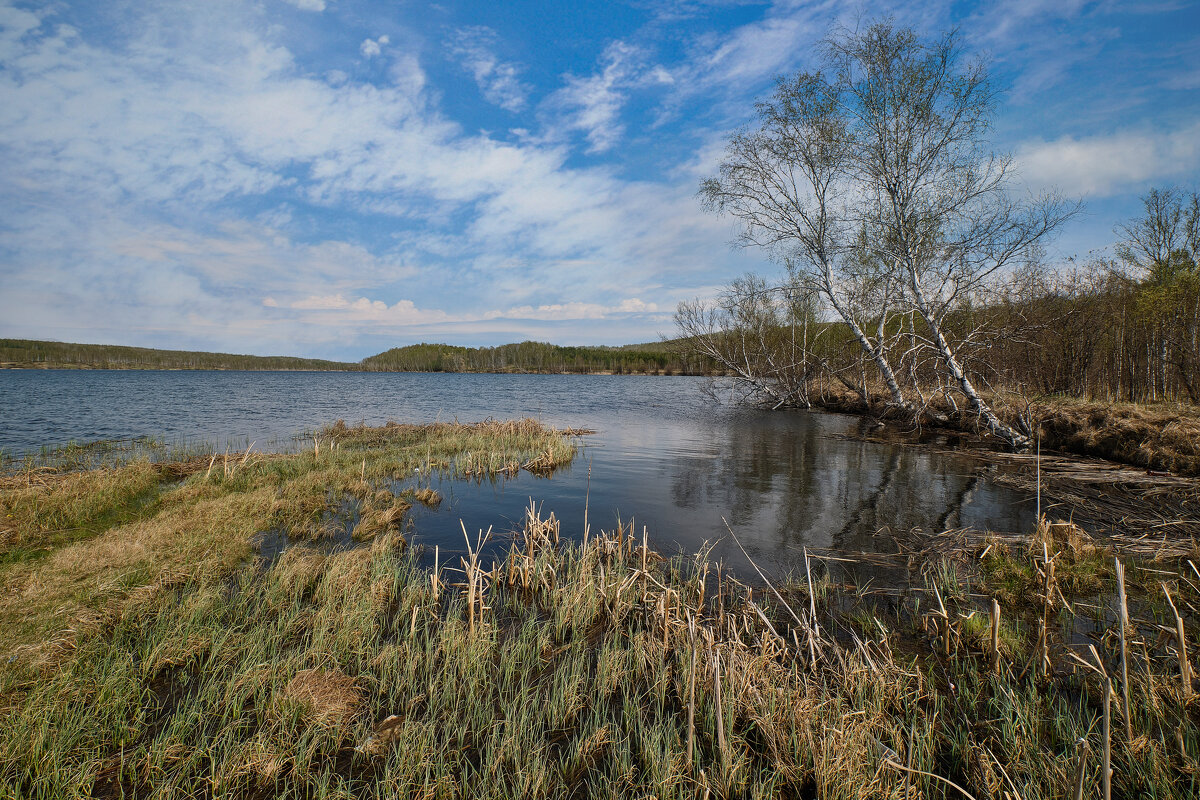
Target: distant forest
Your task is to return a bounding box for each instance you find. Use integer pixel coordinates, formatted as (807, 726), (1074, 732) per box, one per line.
(361, 341), (708, 374)
(0, 338), (711, 375)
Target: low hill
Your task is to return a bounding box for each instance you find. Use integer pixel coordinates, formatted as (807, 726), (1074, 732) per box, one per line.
(0, 339), (356, 371)
(360, 340), (707, 374)
(0, 338), (714, 375)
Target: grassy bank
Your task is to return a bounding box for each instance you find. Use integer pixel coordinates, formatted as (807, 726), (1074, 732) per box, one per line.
(814, 384), (1200, 477)
(1, 420), (1198, 797)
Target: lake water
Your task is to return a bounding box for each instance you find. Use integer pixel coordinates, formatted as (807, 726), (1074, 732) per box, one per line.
(0, 370), (1036, 578)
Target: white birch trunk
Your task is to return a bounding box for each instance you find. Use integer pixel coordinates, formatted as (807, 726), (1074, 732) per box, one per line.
(907, 276), (1030, 450)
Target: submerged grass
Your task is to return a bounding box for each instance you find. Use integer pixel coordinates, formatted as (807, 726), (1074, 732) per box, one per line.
(1, 419), (1198, 798)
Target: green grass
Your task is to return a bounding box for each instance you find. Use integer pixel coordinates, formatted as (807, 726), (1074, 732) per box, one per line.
(0, 419), (577, 653)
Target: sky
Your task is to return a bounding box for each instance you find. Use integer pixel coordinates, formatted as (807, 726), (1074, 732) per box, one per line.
(1, 0), (1198, 361)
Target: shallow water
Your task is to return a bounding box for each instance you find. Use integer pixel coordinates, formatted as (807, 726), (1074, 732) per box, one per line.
(0, 370), (1035, 575)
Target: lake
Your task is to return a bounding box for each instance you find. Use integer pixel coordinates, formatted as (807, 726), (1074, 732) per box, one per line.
(0, 370), (1036, 577)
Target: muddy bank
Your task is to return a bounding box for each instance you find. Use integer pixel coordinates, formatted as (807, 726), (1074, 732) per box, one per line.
(811, 388), (1200, 548)
(813, 387), (1200, 477)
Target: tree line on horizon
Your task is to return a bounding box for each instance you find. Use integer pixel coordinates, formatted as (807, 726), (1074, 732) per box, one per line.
(0, 338), (713, 376)
(360, 341), (708, 374)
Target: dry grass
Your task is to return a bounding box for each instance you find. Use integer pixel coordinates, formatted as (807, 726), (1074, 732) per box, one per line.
(280, 669), (364, 729)
(1, 500), (1196, 799)
(412, 487), (442, 508)
(813, 379), (1200, 475)
(1029, 399), (1200, 475)
(0, 418), (575, 655)
(2, 417), (1196, 798)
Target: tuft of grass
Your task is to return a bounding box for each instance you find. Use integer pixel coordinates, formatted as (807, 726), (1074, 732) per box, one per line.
(412, 487), (442, 508)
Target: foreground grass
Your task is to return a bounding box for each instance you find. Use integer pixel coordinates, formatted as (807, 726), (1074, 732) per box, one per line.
(1, 422), (1198, 798)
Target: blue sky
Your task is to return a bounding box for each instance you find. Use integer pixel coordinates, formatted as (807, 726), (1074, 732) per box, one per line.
(1, 0), (1198, 360)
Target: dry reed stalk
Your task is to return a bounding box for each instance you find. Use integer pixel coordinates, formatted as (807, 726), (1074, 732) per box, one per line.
(1115, 558), (1133, 741)
(1103, 676), (1112, 800)
(720, 519), (805, 651)
(641, 526), (648, 605)
(461, 521), (481, 636)
(716, 565), (725, 629)
(662, 591), (671, 651)
(686, 623), (697, 769)
(746, 599), (785, 649)
(203, 454), (216, 481)
(881, 759), (979, 800)
(1036, 435), (1041, 520)
(225, 442), (255, 479)
(1161, 583), (1192, 699)
(432, 545), (440, 603)
(1070, 738), (1087, 800)
(582, 461), (591, 548)
(1040, 545), (1056, 676)
(712, 650), (727, 769)
(931, 582), (951, 658)
(804, 547), (820, 640)
(991, 598), (1001, 676)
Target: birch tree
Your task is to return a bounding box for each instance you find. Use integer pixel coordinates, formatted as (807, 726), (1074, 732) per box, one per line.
(698, 70), (912, 410)
(698, 21), (1077, 448)
(832, 23), (1076, 449)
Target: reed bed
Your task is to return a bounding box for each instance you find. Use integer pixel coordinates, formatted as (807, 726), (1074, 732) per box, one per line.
(0, 419), (578, 652)
(2, 496), (1198, 797)
(2, 419), (1198, 798)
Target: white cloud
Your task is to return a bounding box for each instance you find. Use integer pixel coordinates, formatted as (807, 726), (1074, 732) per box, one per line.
(972, 0), (1089, 44)
(658, 0), (826, 108)
(360, 35), (388, 58)
(0, 0), (763, 354)
(449, 26), (530, 112)
(105, 222), (417, 290)
(282, 0), (326, 11)
(548, 41), (644, 153)
(284, 294), (453, 324)
(483, 299), (661, 321)
(615, 298), (658, 313)
(1016, 121), (1200, 196)
(291, 293), (355, 310)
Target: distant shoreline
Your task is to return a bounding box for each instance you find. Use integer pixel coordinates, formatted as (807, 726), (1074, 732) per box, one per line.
(0, 363), (706, 376)
(0, 337), (715, 376)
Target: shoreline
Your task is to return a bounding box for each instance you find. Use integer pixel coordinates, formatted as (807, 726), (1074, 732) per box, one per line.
(0, 363), (711, 376)
(806, 385), (1200, 478)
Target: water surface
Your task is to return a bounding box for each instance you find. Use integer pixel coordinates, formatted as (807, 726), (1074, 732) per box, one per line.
(0, 370), (1035, 576)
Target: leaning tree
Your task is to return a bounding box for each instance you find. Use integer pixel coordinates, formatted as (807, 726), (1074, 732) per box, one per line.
(698, 65), (913, 412)
(697, 21), (1076, 449)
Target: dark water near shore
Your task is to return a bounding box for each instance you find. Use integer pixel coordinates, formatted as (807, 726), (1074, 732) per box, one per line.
(0, 370), (1035, 576)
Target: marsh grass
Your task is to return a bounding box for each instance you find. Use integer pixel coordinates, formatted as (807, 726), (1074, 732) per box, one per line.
(1, 436), (228, 476)
(1, 421), (1198, 798)
(2, 500), (1197, 799)
(0, 418), (577, 653)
